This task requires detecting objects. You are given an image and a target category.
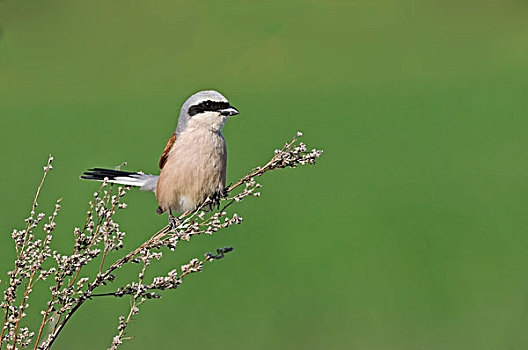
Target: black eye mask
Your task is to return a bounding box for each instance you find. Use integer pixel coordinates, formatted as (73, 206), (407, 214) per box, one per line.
(188, 100), (230, 116)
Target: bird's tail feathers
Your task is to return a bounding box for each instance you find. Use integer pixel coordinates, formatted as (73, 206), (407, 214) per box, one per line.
(81, 168), (158, 193)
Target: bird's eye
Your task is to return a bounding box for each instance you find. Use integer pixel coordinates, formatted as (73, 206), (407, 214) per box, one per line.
(203, 101), (212, 109)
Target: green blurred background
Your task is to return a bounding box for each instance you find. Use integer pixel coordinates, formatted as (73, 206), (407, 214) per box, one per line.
(1, 0), (528, 349)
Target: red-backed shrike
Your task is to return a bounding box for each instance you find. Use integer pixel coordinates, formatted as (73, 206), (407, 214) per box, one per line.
(81, 90), (239, 227)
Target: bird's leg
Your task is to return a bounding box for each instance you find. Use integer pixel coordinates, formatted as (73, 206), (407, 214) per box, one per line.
(222, 182), (232, 198)
(207, 184), (232, 211)
(168, 209), (181, 231)
(208, 192), (219, 210)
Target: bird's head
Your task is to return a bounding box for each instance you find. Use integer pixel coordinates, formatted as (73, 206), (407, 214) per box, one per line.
(177, 90), (239, 134)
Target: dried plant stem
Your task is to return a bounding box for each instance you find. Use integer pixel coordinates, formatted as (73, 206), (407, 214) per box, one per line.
(44, 225), (170, 349)
(12, 271), (35, 347)
(49, 183), (118, 336)
(0, 314), (7, 350)
(43, 136), (304, 347)
(33, 301), (52, 350)
(1, 156), (55, 350)
(18, 161), (49, 257)
(109, 258), (150, 350)
(1, 132), (322, 350)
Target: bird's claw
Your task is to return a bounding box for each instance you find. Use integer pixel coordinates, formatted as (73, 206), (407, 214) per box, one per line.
(168, 213), (181, 231)
(206, 184), (231, 211)
(208, 192), (221, 210)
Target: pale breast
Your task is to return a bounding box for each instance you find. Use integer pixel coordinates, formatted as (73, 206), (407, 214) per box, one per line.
(156, 129), (227, 213)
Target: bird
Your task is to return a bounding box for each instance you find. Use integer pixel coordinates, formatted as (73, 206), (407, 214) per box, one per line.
(81, 90), (240, 228)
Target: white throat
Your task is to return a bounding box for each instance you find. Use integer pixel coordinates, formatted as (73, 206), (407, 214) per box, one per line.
(187, 112), (228, 133)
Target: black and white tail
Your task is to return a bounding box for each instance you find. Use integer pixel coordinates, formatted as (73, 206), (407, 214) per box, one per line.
(81, 168), (159, 193)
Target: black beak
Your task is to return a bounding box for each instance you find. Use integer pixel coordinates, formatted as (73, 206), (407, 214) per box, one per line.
(219, 106), (240, 116)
